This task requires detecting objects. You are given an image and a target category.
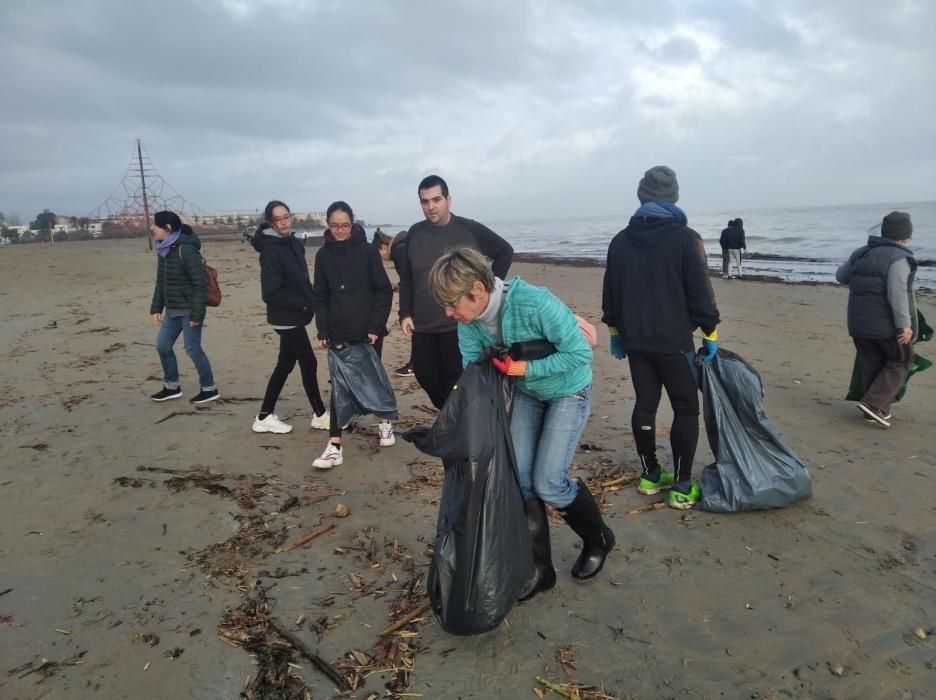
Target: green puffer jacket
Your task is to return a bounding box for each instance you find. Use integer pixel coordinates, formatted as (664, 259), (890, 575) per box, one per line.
(149, 231), (208, 322)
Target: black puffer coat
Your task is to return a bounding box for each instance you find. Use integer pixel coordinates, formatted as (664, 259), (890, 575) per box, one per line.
(312, 225), (393, 345)
(252, 227), (315, 327)
(150, 230), (208, 322)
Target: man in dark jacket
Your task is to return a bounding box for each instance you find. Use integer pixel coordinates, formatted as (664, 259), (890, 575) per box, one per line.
(836, 211), (916, 427)
(719, 218), (746, 278)
(398, 175), (513, 409)
(602, 166), (721, 510)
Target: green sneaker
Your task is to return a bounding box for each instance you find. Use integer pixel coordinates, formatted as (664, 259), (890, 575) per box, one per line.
(668, 482), (701, 510)
(637, 470), (675, 495)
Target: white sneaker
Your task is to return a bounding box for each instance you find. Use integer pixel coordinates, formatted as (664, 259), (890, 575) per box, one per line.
(313, 442), (343, 469)
(377, 420), (395, 447)
(310, 411), (330, 430)
(252, 414), (293, 434)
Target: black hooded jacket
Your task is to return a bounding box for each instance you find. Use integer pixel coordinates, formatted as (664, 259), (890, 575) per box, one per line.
(312, 225), (393, 345)
(719, 223), (746, 250)
(252, 227), (315, 327)
(602, 217), (720, 353)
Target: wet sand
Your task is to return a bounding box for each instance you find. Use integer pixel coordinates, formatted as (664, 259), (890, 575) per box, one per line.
(1, 237), (934, 700)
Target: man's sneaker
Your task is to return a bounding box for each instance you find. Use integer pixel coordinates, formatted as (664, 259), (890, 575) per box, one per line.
(668, 481), (702, 510)
(252, 414), (293, 434)
(310, 411), (330, 430)
(191, 389), (220, 404)
(313, 443), (343, 469)
(377, 420), (395, 447)
(151, 386), (182, 402)
(394, 364), (414, 377)
(637, 470), (675, 495)
(856, 400), (891, 428)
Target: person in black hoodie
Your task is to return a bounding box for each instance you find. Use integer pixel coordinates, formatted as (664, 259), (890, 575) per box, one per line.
(719, 218), (746, 278)
(251, 200), (329, 434)
(602, 166), (721, 510)
(311, 201), (394, 469)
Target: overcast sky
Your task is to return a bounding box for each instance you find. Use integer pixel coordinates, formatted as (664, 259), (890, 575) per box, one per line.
(1, 0), (934, 225)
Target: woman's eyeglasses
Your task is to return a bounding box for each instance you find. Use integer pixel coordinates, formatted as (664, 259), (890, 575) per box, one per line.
(329, 222), (353, 231)
(272, 214), (291, 224)
(439, 292), (466, 310)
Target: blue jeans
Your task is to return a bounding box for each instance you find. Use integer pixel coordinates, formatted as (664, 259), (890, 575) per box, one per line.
(155, 315), (215, 391)
(510, 384), (591, 509)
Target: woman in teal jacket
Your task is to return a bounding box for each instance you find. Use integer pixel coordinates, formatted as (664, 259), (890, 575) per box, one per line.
(428, 247), (615, 598)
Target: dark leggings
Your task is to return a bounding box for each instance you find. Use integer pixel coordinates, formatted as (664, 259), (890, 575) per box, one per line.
(853, 336), (913, 413)
(411, 330), (463, 410)
(260, 327), (326, 417)
(330, 337), (384, 439)
(627, 351), (700, 483)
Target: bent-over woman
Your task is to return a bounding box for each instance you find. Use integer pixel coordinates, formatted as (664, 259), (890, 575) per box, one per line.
(428, 247), (615, 598)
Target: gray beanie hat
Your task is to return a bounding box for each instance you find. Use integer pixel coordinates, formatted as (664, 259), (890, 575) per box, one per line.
(881, 211), (912, 241)
(637, 165), (679, 204)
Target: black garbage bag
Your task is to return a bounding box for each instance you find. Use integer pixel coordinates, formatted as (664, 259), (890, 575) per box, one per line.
(698, 349), (812, 512)
(402, 358), (534, 636)
(327, 344), (398, 428)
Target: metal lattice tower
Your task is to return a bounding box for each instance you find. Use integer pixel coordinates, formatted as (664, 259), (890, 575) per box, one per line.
(88, 139), (204, 249)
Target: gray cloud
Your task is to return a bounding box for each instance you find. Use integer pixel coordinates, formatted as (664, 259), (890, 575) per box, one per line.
(1, 0), (933, 225)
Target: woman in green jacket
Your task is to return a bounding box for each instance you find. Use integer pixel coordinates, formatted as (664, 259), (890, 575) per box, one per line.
(428, 247), (615, 599)
(149, 211), (218, 404)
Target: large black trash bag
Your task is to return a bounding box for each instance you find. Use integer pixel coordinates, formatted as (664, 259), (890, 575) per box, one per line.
(327, 344), (398, 428)
(698, 349), (812, 512)
(402, 359), (534, 635)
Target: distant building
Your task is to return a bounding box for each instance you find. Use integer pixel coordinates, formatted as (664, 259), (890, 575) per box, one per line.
(191, 211), (327, 228)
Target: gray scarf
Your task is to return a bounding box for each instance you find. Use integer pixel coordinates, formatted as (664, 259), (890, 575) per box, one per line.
(477, 277), (506, 339)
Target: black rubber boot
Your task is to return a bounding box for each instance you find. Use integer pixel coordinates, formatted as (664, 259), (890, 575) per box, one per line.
(518, 498), (556, 602)
(560, 479), (616, 580)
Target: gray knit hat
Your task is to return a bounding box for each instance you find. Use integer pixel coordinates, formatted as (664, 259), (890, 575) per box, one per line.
(637, 166), (679, 204)
(881, 211), (912, 240)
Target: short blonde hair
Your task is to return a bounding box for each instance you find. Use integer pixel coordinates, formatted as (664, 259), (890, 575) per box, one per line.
(428, 247), (495, 306)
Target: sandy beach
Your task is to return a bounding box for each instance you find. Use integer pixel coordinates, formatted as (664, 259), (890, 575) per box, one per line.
(1, 237), (934, 700)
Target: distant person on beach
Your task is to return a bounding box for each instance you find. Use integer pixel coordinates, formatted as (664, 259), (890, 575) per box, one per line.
(398, 175), (514, 409)
(429, 247), (615, 590)
(149, 210), (219, 404)
(719, 218), (746, 278)
(311, 201), (395, 469)
(249, 200), (329, 435)
(835, 211), (917, 428)
(373, 229), (416, 377)
(602, 166), (721, 510)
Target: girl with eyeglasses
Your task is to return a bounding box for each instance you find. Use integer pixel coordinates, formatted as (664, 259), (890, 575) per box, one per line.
(310, 201), (395, 469)
(250, 200), (329, 435)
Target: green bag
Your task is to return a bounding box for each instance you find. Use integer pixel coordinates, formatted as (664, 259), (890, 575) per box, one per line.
(846, 309), (933, 402)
